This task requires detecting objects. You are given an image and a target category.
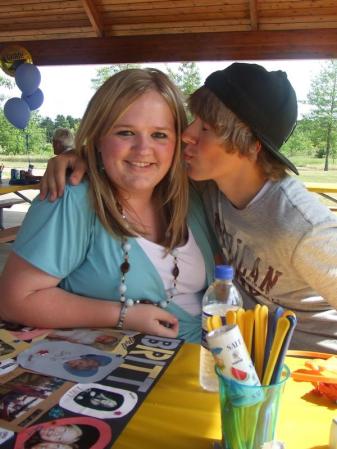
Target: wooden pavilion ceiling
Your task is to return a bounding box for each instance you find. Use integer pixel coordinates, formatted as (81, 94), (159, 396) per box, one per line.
(0, 0), (337, 66)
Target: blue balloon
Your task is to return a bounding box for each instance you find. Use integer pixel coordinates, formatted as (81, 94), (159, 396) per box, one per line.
(15, 63), (41, 95)
(4, 97), (31, 129)
(22, 88), (44, 110)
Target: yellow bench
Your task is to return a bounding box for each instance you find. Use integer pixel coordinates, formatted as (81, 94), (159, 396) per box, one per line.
(304, 182), (337, 211)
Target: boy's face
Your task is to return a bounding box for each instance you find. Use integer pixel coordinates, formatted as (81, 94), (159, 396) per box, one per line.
(182, 117), (243, 183)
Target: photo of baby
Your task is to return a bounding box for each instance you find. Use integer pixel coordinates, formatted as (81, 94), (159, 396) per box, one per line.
(14, 416), (112, 449)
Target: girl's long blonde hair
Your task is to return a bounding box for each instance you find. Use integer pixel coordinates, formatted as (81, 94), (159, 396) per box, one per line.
(75, 68), (189, 249)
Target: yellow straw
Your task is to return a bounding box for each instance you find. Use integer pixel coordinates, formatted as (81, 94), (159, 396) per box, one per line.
(226, 309), (237, 325)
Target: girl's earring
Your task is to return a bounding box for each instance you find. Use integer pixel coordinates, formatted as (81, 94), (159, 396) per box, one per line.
(97, 151), (105, 173)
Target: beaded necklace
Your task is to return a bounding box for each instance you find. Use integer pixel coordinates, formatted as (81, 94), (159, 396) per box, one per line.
(118, 206), (180, 309)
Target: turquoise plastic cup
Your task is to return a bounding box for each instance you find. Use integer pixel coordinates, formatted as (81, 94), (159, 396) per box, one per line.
(215, 365), (290, 449)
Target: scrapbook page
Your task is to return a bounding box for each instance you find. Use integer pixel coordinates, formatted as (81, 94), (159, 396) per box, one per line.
(0, 326), (183, 449)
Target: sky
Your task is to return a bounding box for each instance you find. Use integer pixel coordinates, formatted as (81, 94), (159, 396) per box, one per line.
(4, 59), (327, 120)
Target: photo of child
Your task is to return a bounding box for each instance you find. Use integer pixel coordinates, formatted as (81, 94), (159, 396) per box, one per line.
(0, 373), (64, 422)
(17, 341), (123, 383)
(63, 355), (111, 378)
(14, 416), (112, 449)
(74, 389), (119, 411)
(60, 383), (138, 419)
(24, 424), (86, 448)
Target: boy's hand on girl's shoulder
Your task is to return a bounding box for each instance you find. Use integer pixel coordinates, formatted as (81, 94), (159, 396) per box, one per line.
(39, 150), (87, 202)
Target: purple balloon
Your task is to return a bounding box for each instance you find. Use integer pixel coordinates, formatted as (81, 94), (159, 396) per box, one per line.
(4, 97), (31, 129)
(22, 88), (44, 110)
(15, 63), (41, 96)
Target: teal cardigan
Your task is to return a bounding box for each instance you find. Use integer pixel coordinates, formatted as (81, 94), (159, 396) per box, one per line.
(14, 181), (216, 342)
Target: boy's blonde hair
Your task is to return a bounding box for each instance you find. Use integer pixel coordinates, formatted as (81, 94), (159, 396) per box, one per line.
(188, 86), (289, 180)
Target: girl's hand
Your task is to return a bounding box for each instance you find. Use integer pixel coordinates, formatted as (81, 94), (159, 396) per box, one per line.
(124, 303), (179, 338)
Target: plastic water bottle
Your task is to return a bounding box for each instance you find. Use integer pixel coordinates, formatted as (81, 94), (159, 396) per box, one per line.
(199, 264), (242, 391)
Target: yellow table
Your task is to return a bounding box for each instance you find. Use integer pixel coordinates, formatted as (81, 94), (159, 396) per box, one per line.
(0, 179), (40, 197)
(304, 182), (337, 194)
(305, 181), (337, 207)
(0, 179), (40, 231)
(114, 343), (336, 449)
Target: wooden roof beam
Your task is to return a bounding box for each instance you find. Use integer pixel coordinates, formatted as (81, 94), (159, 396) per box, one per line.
(80, 0), (104, 37)
(249, 0), (259, 31)
(4, 29), (337, 65)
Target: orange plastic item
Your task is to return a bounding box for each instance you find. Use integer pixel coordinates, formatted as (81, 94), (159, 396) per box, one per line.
(312, 382), (337, 401)
(290, 350), (337, 402)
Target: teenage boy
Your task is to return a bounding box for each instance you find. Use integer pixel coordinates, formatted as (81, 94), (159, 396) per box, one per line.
(183, 62), (337, 351)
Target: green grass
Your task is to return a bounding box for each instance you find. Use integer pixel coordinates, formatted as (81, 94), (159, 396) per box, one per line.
(284, 155), (337, 183)
(1, 154), (336, 209)
(2, 154), (337, 183)
(0, 155), (50, 172)
(297, 168), (337, 183)
(286, 155), (337, 206)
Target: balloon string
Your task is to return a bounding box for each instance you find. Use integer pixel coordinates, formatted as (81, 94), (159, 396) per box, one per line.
(25, 130), (31, 165)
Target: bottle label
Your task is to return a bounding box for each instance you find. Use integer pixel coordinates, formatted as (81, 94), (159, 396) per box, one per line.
(206, 324), (262, 406)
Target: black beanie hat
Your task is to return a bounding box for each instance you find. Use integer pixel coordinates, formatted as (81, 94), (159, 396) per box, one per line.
(204, 62), (298, 175)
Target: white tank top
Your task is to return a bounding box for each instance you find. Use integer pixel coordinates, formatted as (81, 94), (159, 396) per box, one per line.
(136, 227), (206, 316)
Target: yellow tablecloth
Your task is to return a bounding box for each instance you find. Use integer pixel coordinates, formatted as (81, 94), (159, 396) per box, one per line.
(114, 343), (336, 449)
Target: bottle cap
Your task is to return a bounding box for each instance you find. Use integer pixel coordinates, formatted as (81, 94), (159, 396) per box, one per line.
(214, 265), (234, 280)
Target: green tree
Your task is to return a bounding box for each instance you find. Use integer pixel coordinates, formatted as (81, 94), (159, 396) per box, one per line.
(305, 60), (337, 171)
(54, 114), (72, 130)
(282, 119), (315, 157)
(91, 64), (142, 90)
(66, 114), (80, 131)
(25, 114), (49, 156)
(40, 117), (55, 143)
(0, 74), (14, 104)
(0, 111), (45, 155)
(90, 62), (202, 98)
(165, 62), (202, 97)
(0, 74), (80, 155)
(40, 115), (80, 144)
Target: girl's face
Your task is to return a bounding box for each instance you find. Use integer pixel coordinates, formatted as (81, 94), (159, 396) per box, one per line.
(98, 89), (176, 200)
(182, 117), (242, 183)
(39, 425), (81, 444)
